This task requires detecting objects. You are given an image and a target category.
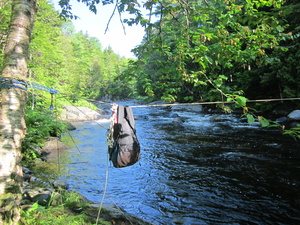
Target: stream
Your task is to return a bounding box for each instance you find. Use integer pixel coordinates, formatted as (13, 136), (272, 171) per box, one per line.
(58, 101), (300, 225)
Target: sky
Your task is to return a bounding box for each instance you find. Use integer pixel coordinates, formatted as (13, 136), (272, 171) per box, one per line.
(51, 0), (145, 58)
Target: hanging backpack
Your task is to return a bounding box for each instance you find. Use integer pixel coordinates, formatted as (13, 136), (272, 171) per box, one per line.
(107, 105), (140, 168)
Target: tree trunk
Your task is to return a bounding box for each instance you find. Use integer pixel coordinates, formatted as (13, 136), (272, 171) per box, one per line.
(0, 0), (37, 224)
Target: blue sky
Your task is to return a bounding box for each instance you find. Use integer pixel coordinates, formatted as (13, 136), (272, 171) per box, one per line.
(51, 0), (145, 58)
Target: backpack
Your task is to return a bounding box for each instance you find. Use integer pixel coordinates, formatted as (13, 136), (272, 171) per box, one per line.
(107, 105), (140, 168)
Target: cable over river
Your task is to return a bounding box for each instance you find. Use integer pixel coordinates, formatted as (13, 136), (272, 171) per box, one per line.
(59, 101), (300, 225)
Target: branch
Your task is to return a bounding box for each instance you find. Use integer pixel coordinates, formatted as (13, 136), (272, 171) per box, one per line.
(105, 0), (126, 35)
(117, 1), (126, 35)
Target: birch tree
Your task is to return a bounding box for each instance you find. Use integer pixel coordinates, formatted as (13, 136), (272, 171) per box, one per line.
(0, 0), (37, 224)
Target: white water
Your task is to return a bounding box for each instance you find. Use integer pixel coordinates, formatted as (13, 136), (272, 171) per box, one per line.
(59, 102), (300, 225)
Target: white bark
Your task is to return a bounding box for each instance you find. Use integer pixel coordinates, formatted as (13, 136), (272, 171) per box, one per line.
(0, 0), (37, 224)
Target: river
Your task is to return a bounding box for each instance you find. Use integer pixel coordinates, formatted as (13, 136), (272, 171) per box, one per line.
(58, 101), (300, 225)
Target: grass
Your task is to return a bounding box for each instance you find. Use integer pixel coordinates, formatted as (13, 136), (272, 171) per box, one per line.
(20, 191), (110, 225)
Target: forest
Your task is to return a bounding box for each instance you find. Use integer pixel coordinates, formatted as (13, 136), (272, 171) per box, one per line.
(1, 0), (300, 107)
(0, 0), (135, 102)
(0, 0), (300, 224)
(127, 0), (300, 108)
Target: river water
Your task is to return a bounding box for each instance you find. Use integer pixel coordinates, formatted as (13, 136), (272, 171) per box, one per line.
(58, 101), (300, 225)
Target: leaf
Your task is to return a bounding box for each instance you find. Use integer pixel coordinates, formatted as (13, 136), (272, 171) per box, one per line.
(235, 96), (247, 107)
(204, 56), (213, 64)
(219, 75), (228, 80)
(258, 116), (270, 127)
(195, 80), (207, 87)
(246, 114), (255, 125)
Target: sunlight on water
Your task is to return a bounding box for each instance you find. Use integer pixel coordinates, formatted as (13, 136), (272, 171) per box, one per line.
(59, 102), (300, 225)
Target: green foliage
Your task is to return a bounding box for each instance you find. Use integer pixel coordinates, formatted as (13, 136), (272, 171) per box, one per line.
(54, 0), (299, 106)
(283, 124), (300, 140)
(21, 202), (47, 225)
(63, 191), (89, 210)
(20, 191), (109, 225)
(128, 0), (289, 103)
(246, 114), (255, 125)
(100, 0), (293, 110)
(24, 102), (67, 143)
(29, 0), (135, 101)
(15, 0), (300, 140)
(0, 0), (12, 66)
(258, 116), (270, 127)
(227, 94), (248, 108)
(22, 94), (68, 162)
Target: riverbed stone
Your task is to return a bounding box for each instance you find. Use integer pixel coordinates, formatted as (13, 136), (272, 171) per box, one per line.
(169, 112), (179, 118)
(276, 116), (289, 124)
(288, 110), (300, 121)
(172, 117), (185, 123)
(67, 122), (77, 130)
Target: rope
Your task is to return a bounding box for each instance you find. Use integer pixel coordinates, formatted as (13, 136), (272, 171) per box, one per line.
(96, 151), (109, 225)
(29, 81), (58, 94)
(0, 78), (59, 94)
(0, 78), (27, 90)
(129, 97), (300, 108)
(66, 130), (82, 155)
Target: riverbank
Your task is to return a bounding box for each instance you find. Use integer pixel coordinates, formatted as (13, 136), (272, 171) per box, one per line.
(21, 101), (300, 224)
(21, 136), (154, 225)
(20, 101), (154, 225)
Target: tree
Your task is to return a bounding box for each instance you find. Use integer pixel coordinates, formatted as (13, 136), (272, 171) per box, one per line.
(29, 0), (65, 87)
(0, 1), (138, 221)
(0, 0), (12, 67)
(128, 0), (288, 103)
(0, 0), (37, 223)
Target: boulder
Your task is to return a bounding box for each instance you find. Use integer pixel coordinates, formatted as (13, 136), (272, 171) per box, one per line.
(52, 179), (69, 190)
(22, 167), (32, 174)
(169, 112), (179, 118)
(61, 105), (101, 121)
(23, 188), (53, 206)
(172, 117), (185, 124)
(89, 203), (154, 225)
(288, 110), (300, 121)
(42, 137), (69, 151)
(31, 193), (52, 206)
(67, 122), (77, 130)
(276, 116), (289, 124)
(91, 101), (111, 114)
(23, 174), (39, 183)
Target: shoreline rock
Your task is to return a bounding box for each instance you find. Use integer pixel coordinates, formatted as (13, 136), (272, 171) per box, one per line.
(61, 105), (103, 121)
(276, 109), (300, 128)
(22, 137), (153, 225)
(88, 203), (154, 225)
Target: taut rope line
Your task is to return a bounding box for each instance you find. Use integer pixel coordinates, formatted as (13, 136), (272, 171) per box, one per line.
(130, 97), (300, 108)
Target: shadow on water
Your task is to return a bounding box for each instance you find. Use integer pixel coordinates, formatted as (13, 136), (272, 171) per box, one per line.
(59, 102), (300, 225)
